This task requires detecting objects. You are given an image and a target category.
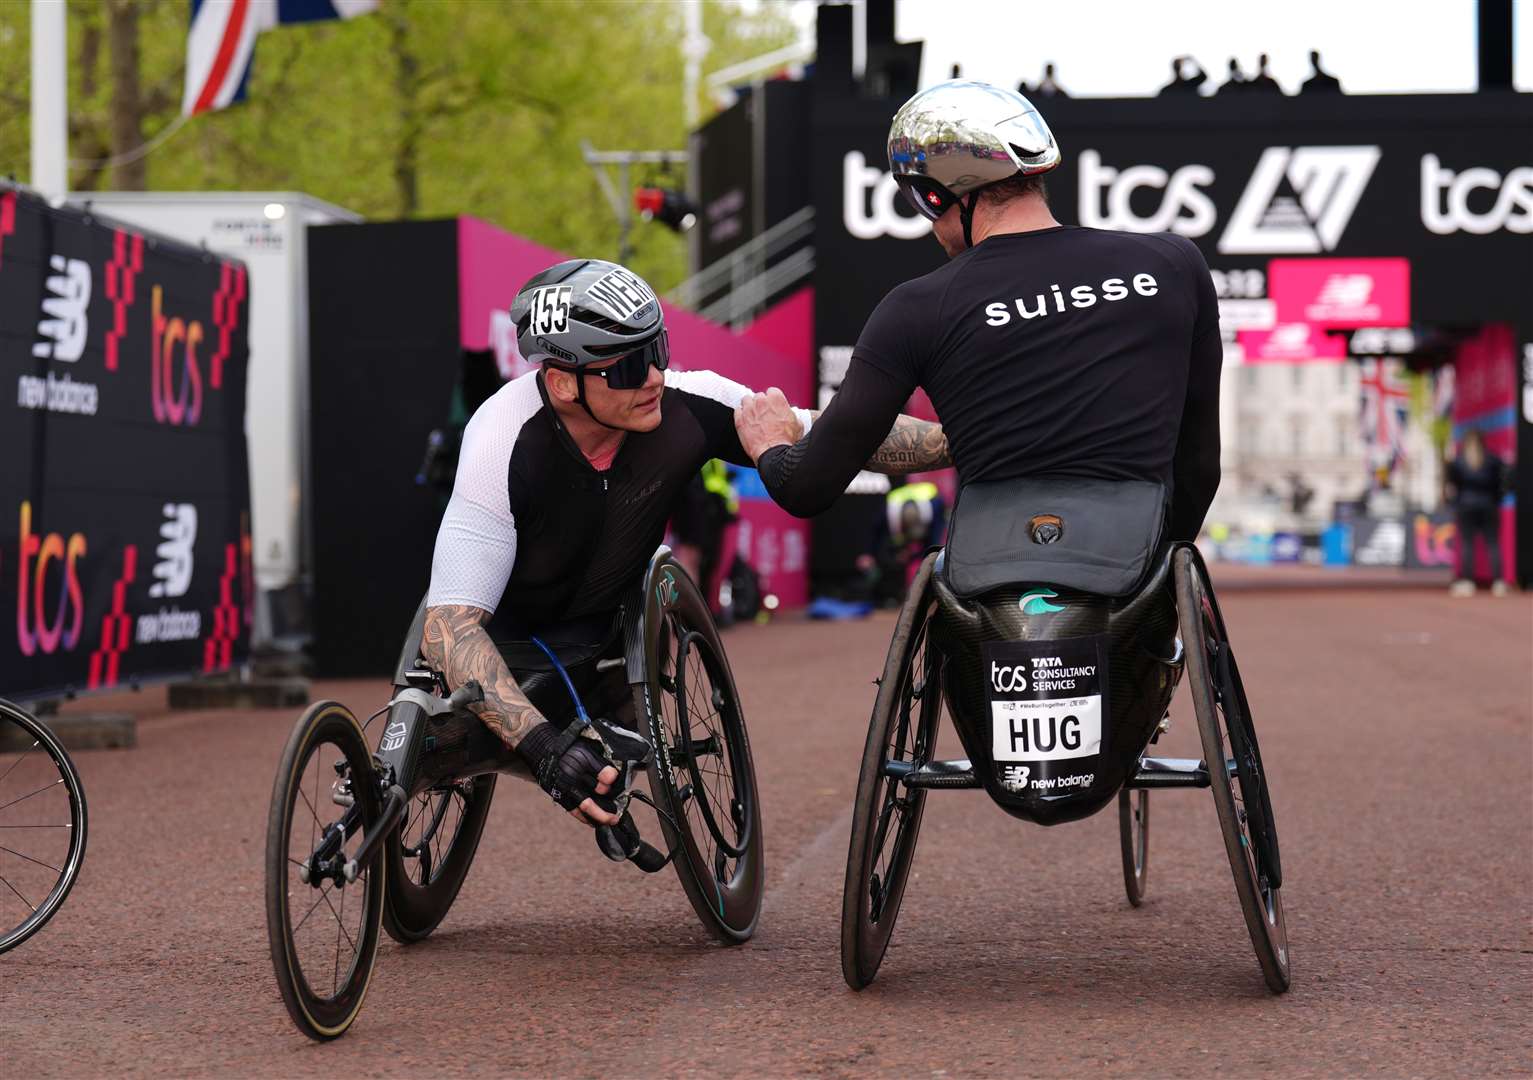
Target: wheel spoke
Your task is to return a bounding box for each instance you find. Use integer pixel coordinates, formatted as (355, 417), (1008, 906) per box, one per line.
(0, 740), (41, 787)
(291, 886), (333, 936)
(0, 843), (63, 874)
(0, 870), (37, 912)
(0, 778), (64, 815)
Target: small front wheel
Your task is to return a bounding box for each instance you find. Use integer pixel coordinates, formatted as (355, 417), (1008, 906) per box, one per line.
(265, 701), (385, 1040)
(1118, 788), (1149, 907)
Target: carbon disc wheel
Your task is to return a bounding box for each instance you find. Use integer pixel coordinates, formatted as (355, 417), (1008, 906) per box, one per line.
(382, 774), (495, 944)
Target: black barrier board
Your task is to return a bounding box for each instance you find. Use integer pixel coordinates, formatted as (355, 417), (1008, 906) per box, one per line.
(0, 186), (251, 700)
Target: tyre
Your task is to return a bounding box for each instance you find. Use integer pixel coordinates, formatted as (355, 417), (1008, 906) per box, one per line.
(0, 700), (88, 955)
(265, 701), (386, 1039)
(382, 774), (496, 944)
(639, 558), (764, 944)
(1174, 547), (1291, 993)
(841, 556), (944, 989)
(1118, 788), (1149, 907)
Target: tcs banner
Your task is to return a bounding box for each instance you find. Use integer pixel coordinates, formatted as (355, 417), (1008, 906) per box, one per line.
(0, 187), (251, 700)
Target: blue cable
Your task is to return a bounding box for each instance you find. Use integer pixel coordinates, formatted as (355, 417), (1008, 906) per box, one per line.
(529, 635), (590, 725)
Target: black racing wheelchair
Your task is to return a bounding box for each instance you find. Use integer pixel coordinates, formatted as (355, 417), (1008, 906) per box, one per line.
(841, 478), (1289, 993)
(264, 548), (763, 1040)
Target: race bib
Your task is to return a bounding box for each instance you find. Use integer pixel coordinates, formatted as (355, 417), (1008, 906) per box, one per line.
(983, 635), (1108, 795)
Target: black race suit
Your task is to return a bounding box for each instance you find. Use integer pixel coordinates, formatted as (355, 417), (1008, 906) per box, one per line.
(759, 226), (1222, 541)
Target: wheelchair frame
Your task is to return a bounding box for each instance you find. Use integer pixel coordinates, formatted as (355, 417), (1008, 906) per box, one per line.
(841, 543), (1290, 993)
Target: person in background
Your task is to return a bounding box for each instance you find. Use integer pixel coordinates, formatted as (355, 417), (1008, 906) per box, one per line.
(670, 459), (739, 618)
(1248, 53), (1283, 94)
(1301, 49), (1343, 94)
(876, 476), (944, 606)
(1158, 56), (1207, 96)
(1444, 429), (1509, 596)
(1032, 62), (1068, 98)
(1216, 57), (1247, 95)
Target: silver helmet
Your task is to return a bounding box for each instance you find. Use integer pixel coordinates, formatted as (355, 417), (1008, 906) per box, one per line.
(511, 258), (665, 369)
(887, 80), (1060, 237)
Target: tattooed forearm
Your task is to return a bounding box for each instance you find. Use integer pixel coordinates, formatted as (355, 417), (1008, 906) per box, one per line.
(421, 605), (544, 748)
(864, 414), (952, 473)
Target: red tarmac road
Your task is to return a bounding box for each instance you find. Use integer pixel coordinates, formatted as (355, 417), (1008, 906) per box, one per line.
(3, 586), (1530, 1077)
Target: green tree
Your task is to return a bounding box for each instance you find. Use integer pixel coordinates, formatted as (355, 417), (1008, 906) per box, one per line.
(0, 0), (799, 290)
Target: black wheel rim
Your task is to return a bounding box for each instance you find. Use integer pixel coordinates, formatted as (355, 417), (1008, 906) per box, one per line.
(654, 612), (756, 920)
(863, 607), (940, 936)
(0, 704), (86, 954)
(1193, 578), (1289, 976)
(1120, 788), (1148, 895)
(277, 724), (378, 1029)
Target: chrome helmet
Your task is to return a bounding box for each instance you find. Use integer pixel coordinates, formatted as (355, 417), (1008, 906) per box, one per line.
(887, 80), (1061, 246)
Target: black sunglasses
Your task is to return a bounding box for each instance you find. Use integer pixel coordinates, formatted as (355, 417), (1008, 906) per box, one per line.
(557, 331), (670, 391)
(894, 174), (959, 222)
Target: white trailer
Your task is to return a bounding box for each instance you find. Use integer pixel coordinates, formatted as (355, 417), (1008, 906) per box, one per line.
(72, 191), (362, 642)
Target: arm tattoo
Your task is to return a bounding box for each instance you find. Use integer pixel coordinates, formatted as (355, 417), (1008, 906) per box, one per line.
(865, 414), (952, 474)
(421, 605), (543, 748)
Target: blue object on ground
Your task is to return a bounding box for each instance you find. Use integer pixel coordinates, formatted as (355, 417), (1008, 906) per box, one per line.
(807, 597), (874, 620)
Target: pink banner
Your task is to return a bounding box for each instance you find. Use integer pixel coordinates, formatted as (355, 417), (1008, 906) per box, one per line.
(1268, 257), (1410, 329)
(1238, 322), (1347, 362)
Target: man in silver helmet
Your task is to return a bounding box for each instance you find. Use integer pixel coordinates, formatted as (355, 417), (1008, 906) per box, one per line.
(421, 258), (948, 833)
(736, 80), (1222, 547)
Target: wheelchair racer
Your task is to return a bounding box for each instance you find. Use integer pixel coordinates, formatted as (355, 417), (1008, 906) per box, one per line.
(421, 258), (948, 831)
(735, 80), (1222, 543)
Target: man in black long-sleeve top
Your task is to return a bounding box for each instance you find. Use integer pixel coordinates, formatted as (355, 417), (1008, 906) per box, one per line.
(735, 80), (1222, 544)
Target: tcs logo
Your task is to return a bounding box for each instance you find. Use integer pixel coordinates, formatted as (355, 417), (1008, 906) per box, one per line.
(14, 501), (87, 657)
(151, 285), (205, 426)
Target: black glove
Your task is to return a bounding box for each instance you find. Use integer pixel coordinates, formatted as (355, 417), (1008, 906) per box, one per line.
(517, 722), (617, 815)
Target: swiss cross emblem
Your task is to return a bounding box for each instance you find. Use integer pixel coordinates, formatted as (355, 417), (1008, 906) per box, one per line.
(925, 190), (943, 207)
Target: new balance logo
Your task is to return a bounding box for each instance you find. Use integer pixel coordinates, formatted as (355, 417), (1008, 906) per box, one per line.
(1218, 146), (1380, 254)
(33, 255), (92, 362)
(149, 503), (197, 599)
(1315, 274), (1373, 308)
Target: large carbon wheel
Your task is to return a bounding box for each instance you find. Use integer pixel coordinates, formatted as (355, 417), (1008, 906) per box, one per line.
(1175, 547), (1291, 993)
(1118, 788), (1149, 907)
(382, 773), (496, 944)
(0, 700), (88, 955)
(265, 702), (385, 1040)
(639, 557), (764, 944)
(841, 555), (944, 990)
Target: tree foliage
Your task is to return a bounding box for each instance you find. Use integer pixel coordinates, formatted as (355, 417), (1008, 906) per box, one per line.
(0, 0), (798, 289)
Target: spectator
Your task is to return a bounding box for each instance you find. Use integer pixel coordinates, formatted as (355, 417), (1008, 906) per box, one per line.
(1158, 56), (1207, 95)
(1033, 62), (1069, 98)
(951, 63), (962, 79)
(1445, 430), (1509, 596)
(1215, 57), (1247, 95)
(1300, 49), (1342, 94)
(1248, 53), (1283, 94)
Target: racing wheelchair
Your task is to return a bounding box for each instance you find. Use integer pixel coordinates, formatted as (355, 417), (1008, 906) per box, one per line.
(264, 548), (764, 1040)
(841, 478), (1289, 993)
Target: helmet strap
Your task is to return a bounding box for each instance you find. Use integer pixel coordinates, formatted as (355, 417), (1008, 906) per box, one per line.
(573, 369), (604, 425)
(960, 192), (980, 248)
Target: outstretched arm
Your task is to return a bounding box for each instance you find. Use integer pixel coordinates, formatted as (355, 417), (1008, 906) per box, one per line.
(737, 362), (929, 517)
(421, 604), (544, 748)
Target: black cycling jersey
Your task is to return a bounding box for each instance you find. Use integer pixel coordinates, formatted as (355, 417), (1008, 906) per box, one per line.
(426, 369), (810, 636)
(760, 226), (1223, 541)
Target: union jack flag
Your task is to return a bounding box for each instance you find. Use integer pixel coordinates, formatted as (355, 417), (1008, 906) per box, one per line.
(183, 0), (379, 118)
(1358, 358), (1410, 478)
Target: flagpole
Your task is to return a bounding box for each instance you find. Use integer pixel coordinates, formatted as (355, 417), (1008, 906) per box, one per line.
(30, 0), (68, 200)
